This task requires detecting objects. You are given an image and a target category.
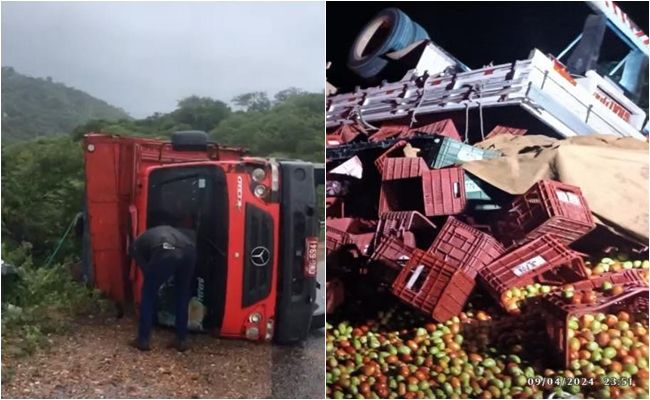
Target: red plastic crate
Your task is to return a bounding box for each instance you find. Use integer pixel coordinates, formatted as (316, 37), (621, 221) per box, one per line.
(327, 218), (377, 234)
(423, 168), (467, 216)
(379, 158), (466, 217)
(537, 284), (649, 368)
(391, 249), (475, 322)
(325, 226), (375, 257)
(368, 237), (415, 285)
(326, 218), (377, 256)
(407, 119), (461, 141)
(427, 217), (506, 278)
(484, 125), (528, 140)
(374, 211), (437, 250)
(497, 180), (595, 246)
(570, 269), (648, 292)
(369, 119), (461, 142)
(478, 235), (588, 309)
(347, 232), (376, 256)
(326, 124), (365, 146)
(326, 226), (350, 255)
(369, 122), (410, 142)
(380, 157), (429, 180)
(369, 236), (415, 271)
(374, 140), (409, 175)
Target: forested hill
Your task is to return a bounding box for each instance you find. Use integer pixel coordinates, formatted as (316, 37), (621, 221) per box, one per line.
(1, 67), (130, 143)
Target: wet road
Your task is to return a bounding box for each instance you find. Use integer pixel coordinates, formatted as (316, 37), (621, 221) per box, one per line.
(271, 257), (325, 398)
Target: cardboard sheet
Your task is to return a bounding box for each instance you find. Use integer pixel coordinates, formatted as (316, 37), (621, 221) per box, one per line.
(463, 134), (649, 243)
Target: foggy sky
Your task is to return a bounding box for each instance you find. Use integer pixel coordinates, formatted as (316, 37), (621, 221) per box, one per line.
(1, 2), (325, 118)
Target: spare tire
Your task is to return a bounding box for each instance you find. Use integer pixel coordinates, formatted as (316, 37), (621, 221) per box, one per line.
(171, 130), (208, 151)
(347, 8), (430, 79)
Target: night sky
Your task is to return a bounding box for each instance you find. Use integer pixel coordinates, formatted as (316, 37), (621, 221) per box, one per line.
(327, 1), (649, 91)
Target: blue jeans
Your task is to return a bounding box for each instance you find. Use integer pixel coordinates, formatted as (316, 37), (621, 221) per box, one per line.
(137, 247), (196, 344)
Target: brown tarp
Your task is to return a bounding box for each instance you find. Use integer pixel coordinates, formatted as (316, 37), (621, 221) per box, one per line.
(462, 134), (649, 243)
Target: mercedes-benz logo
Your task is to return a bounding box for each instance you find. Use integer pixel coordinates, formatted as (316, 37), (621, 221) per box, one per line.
(250, 246), (270, 267)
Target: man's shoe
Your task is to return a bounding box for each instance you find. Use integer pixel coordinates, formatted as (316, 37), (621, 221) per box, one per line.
(130, 338), (151, 352)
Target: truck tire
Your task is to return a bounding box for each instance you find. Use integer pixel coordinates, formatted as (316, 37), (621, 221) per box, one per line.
(347, 8), (430, 79)
(171, 130), (208, 151)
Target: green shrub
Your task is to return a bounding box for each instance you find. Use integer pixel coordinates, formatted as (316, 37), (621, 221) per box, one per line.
(1, 243), (109, 357)
(1, 136), (84, 263)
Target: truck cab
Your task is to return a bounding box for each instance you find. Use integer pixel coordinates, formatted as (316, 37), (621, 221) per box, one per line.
(83, 132), (322, 343)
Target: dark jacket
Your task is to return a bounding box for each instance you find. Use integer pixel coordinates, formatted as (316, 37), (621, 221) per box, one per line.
(130, 225), (196, 267)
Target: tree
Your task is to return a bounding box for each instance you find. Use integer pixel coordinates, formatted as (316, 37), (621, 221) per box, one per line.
(213, 91), (324, 162)
(274, 87), (305, 104)
(171, 96), (231, 132)
(232, 92), (271, 112)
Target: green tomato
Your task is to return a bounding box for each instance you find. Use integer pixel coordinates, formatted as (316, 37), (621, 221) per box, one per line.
(604, 347), (617, 359)
(591, 320), (602, 333)
(514, 375), (527, 387)
(624, 363), (638, 375)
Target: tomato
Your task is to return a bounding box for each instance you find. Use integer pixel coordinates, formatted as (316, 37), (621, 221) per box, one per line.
(617, 311), (630, 322)
(597, 332), (610, 347)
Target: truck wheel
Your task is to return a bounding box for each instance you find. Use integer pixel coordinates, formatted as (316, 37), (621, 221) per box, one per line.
(347, 8), (430, 79)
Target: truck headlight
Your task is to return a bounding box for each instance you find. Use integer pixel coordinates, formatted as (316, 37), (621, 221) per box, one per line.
(248, 312), (262, 323)
(251, 168), (266, 182)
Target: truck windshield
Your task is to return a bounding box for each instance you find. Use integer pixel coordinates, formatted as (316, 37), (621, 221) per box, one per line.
(146, 165), (229, 332)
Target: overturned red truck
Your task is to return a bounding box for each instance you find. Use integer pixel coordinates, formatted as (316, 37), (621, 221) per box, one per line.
(81, 131), (323, 344)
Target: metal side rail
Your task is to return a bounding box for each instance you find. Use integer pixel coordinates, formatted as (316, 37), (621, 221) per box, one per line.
(327, 49), (646, 140)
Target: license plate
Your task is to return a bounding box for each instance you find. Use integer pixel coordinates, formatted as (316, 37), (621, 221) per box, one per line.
(304, 237), (319, 278)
